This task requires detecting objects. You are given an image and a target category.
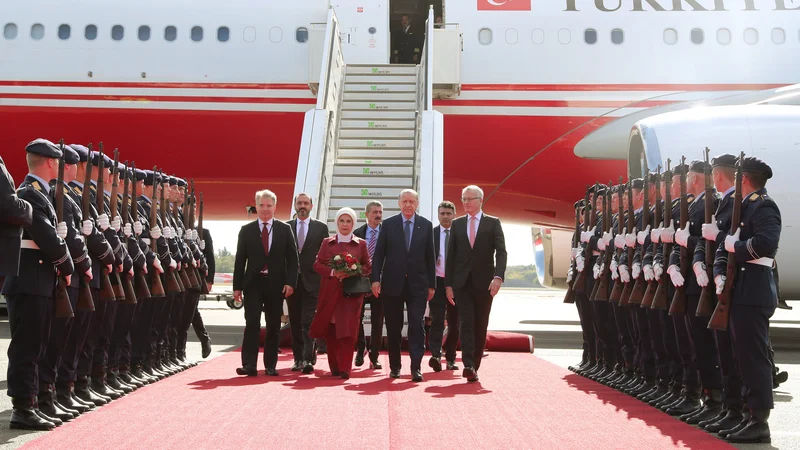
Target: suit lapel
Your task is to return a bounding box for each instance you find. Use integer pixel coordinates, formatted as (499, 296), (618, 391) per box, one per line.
(288, 219), (298, 254)
(434, 226), (440, 258)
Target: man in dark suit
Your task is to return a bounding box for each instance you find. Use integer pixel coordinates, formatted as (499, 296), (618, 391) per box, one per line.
(445, 185), (507, 382)
(233, 189), (298, 376)
(191, 227), (214, 358)
(430, 201), (460, 372)
(371, 189), (435, 382)
(354, 200), (384, 369)
(286, 193), (328, 373)
(0, 155), (33, 279)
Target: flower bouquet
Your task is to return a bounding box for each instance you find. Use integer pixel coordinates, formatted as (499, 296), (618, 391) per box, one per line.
(328, 252), (371, 296)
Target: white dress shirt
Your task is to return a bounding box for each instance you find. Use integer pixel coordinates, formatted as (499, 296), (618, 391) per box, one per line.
(436, 226), (450, 278)
(258, 217), (274, 249)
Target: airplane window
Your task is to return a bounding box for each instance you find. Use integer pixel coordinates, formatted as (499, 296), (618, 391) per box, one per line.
(296, 27), (308, 43)
(3, 23), (18, 40)
(558, 28), (570, 44)
(192, 26), (203, 42)
(691, 28), (704, 44)
(531, 28), (544, 44)
(243, 26), (256, 43)
(771, 28), (785, 44)
(31, 23), (45, 40)
(717, 28), (731, 45)
(269, 27), (282, 43)
(58, 24), (70, 40)
(663, 28), (678, 45)
(505, 28), (518, 44)
(611, 28), (623, 44)
(584, 28), (597, 44)
(112, 25), (124, 41)
(138, 26), (151, 41)
(85, 25), (97, 41)
(218, 26), (230, 42)
(165, 26), (177, 42)
(744, 28), (758, 45)
(478, 28), (492, 45)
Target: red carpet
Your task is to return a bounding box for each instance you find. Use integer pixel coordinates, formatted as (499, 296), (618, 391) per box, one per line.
(23, 352), (732, 449)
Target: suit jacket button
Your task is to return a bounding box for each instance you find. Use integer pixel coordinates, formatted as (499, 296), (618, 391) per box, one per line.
(741, 267), (745, 271)
(39, 260), (43, 264)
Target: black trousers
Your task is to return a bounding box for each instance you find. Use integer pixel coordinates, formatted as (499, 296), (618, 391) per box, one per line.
(454, 275), (493, 371)
(592, 299), (617, 367)
(731, 303), (776, 410)
(77, 295), (110, 378)
(610, 299), (634, 366)
(429, 277), (459, 361)
(167, 290), (185, 358)
(59, 288), (96, 384)
(383, 280), (427, 372)
(671, 309), (700, 390)
(644, 308), (671, 381)
(6, 293), (52, 398)
(131, 297), (157, 367)
(356, 295), (384, 359)
(92, 297), (118, 377)
(575, 291), (596, 363)
(108, 302), (136, 370)
(40, 287), (79, 385)
(192, 309), (209, 343)
(153, 292), (175, 363)
(177, 289), (201, 358)
(242, 277), (283, 370)
(633, 306), (656, 377)
(286, 276), (319, 363)
(716, 328), (743, 408)
(685, 294), (724, 390)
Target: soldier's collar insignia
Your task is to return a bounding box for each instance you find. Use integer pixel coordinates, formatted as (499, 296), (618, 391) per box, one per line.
(31, 181), (42, 191)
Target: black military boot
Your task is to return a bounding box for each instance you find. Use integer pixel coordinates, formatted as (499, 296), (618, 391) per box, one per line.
(73, 376), (107, 407)
(200, 336), (212, 359)
(56, 381), (92, 413)
(118, 368), (145, 388)
(37, 383), (73, 422)
(726, 409), (771, 443)
(33, 396), (62, 427)
(654, 386), (683, 409)
(9, 397), (56, 430)
(50, 384), (80, 419)
(665, 388), (702, 416)
(719, 409), (750, 438)
(107, 370), (134, 394)
(91, 374), (122, 400)
(773, 369), (788, 388)
(685, 389), (724, 424)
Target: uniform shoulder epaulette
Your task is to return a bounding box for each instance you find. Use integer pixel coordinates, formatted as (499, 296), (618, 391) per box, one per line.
(748, 192), (760, 202)
(687, 196), (694, 203)
(71, 186), (82, 196)
(31, 180), (43, 192)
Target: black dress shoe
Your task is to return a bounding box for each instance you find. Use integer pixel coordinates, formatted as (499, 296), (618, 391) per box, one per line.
(107, 374), (134, 394)
(355, 352), (365, 367)
(201, 338), (212, 358)
(265, 368), (279, 376)
(92, 379), (122, 399)
(291, 361), (303, 372)
(719, 414), (750, 438)
(302, 362), (314, 374)
(236, 366), (257, 376)
(773, 370), (788, 388)
(74, 385), (107, 407)
(463, 367), (478, 382)
(119, 371), (145, 388)
(412, 370), (424, 382)
(389, 369), (401, 379)
(370, 358), (383, 370)
(56, 385), (91, 414)
(9, 404), (55, 431)
(429, 357), (442, 372)
(446, 361), (459, 370)
(704, 409), (741, 432)
(726, 410), (771, 444)
(35, 409), (62, 427)
(666, 396), (701, 416)
(685, 401), (724, 424)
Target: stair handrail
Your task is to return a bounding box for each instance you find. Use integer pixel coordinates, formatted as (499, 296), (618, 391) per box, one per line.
(413, 6), (435, 193)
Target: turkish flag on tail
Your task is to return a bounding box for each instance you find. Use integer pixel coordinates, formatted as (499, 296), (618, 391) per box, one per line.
(477, 0), (532, 11)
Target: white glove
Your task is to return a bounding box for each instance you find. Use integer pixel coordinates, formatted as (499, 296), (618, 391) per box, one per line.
(169, 257), (177, 269)
(85, 268), (93, 281)
(702, 216), (720, 241)
(662, 220), (675, 243)
(715, 275), (726, 295)
(134, 221), (143, 236)
(592, 262), (601, 279)
(177, 228), (183, 239)
(693, 261), (709, 287)
(111, 215), (122, 232)
(123, 223), (132, 237)
(151, 226), (162, 240)
(580, 231), (591, 243)
(637, 225), (651, 245)
(576, 255), (585, 273)
(619, 265), (631, 283)
(625, 230), (637, 248)
(82, 220), (93, 236)
(651, 225), (663, 244)
(675, 224), (690, 248)
(97, 213), (110, 231)
(653, 263), (663, 281)
(200, 240), (206, 250)
(668, 264), (684, 287)
(191, 258), (198, 268)
(597, 238), (607, 251)
(644, 264), (654, 281)
(193, 230), (199, 241)
(632, 262), (641, 280)
(153, 258), (164, 274)
(610, 260), (619, 277)
(566, 268), (574, 283)
(614, 235), (625, 249)
(570, 247), (578, 261)
(57, 221), (68, 239)
(162, 226), (171, 239)
(724, 229), (740, 253)
(602, 231), (612, 247)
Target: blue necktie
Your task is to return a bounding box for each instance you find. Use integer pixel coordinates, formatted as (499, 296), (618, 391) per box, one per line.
(404, 220), (411, 251)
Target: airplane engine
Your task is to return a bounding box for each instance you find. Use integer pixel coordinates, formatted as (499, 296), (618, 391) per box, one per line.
(531, 226), (573, 289)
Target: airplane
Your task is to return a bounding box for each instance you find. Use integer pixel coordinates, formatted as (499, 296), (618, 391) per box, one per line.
(1, 0), (799, 294)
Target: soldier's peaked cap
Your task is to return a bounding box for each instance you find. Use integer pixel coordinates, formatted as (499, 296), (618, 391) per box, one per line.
(90, 151), (113, 168)
(711, 153), (737, 168)
(143, 170), (161, 186)
(63, 145), (80, 165)
(25, 138), (62, 158)
(671, 163), (689, 176)
(69, 144), (90, 162)
(688, 160), (711, 173)
(630, 178), (645, 189)
(133, 168), (147, 182)
(738, 156), (773, 179)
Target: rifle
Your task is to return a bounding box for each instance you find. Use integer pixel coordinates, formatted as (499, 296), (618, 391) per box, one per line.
(609, 177), (626, 302)
(198, 191), (210, 295)
(119, 161), (137, 305)
(592, 183), (613, 301)
(563, 202), (580, 304)
(708, 152), (744, 331)
(669, 156), (690, 316)
(108, 149), (125, 300)
(54, 141), (75, 318)
(619, 180), (636, 305)
(176, 189), (200, 289)
(96, 144), (117, 302)
(642, 166), (662, 308)
(629, 164), (651, 305)
(573, 184), (597, 293)
(77, 145), (96, 312)
(130, 161), (152, 300)
(653, 160), (672, 310)
(148, 167), (165, 297)
(188, 181), (206, 292)
(160, 174), (183, 293)
(696, 148), (716, 317)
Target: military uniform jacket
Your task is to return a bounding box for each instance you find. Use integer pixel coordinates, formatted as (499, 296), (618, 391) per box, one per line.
(137, 195), (172, 268)
(50, 181), (92, 289)
(67, 181), (116, 289)
(87, 182), (125, 268)
(654, 198), (680, 268)
(579, 210), (602, 261)
(118, 194), (146, 272)
(0, 156), (33, 276)
(713, 188), (780, 308)
(392, 26), (421, 63)
(643, 201), (665, 268)
(2, 175), (74, 297)
(619, 209), (643, 268)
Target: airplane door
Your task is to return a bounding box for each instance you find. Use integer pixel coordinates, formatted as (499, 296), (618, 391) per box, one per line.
(330, 0), (389, 64)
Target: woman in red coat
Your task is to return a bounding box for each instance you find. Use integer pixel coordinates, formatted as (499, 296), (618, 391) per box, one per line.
(309, 207), (372, 379)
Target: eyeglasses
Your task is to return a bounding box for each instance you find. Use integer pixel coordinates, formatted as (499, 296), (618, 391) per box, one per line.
(461, 197), (481, 202)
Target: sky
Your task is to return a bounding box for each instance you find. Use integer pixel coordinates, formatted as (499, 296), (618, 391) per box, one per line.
(204, 220), (535, 269)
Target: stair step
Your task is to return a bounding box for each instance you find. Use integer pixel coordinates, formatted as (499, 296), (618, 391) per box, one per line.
(342, 101), (416, 111)
(329, 197), (404, 209)
(336, 158), (412, 166)
(338, 138), (415, 149)
(338, 149), (415, 159)
(339, 128), (415, 139)
(345, 75), (417, 84)
(333, 166), (413, 176)
(327, 208), (400, 222)
(344, 84), (416, 93)
(342, 92), (417, 102)
(330, 187), (406, 198)
(341, 110), (416, 120)
(332, 176), (412, 187)
(340, 119), (415, 130)
(346, 65), (417, 75)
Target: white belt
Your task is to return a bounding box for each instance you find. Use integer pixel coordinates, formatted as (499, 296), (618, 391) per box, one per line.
(142, 238), (150, 245)
(592, 251), (601, 256)
(21, 239), (40, 250)
(747, 257), (773, 267)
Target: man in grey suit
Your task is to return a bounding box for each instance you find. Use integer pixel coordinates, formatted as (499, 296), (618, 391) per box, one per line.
(286, 193), (329, 374)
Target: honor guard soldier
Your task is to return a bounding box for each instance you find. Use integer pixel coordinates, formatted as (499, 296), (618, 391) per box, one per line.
(3, 139), (75, 430)
(712, 156), (780, 444)
(392, 15), (421, 64)
(0, 155), (33, 280)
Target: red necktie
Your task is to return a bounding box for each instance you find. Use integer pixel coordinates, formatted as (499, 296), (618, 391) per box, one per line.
(262, 222), (270, 271)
